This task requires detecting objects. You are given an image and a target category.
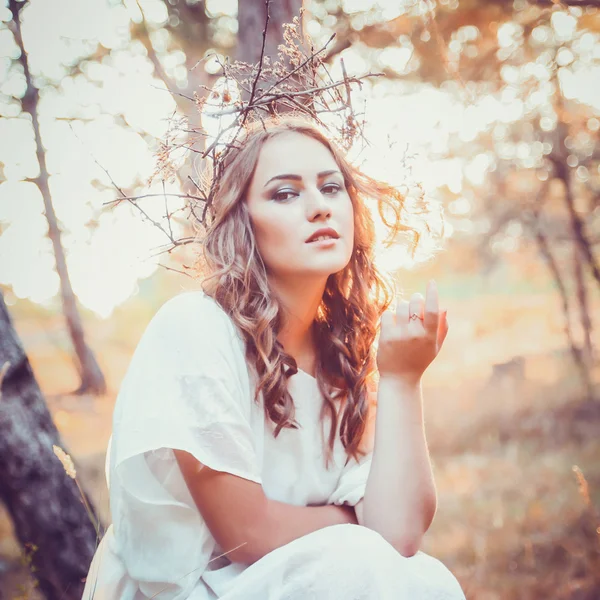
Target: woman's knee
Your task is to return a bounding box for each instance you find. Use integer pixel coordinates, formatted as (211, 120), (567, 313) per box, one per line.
(317, 523), (400, 566)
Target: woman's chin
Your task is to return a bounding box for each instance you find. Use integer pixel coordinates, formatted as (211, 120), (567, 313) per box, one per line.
(271, 257), (351, 278)
(305, 261), (350, 277)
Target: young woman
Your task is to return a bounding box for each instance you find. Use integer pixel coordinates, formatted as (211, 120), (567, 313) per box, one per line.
(82, 117), (465, 599)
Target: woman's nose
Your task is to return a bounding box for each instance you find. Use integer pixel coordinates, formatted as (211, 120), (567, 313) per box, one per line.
(305, 186), (331, 216)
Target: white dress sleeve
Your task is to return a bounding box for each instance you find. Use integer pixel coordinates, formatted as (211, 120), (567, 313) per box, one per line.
(108, 292), (261, 600)
(325, 449), (373, 507)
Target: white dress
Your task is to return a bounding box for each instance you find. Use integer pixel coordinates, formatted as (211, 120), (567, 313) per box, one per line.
(82, 291), (466, 600)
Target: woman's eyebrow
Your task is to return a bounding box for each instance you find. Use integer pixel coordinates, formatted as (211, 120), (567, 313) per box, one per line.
(263, 169), (342, 188)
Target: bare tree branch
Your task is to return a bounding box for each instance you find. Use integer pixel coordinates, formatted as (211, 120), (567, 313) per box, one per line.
(8, 0), (106, 396)
(524, 183), (595, 399)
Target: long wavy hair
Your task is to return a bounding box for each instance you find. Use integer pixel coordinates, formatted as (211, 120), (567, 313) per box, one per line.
(195, 116), (421, 469)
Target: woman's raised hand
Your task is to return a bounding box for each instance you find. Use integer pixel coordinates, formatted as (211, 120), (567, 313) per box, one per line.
(376, 280), (449, 386)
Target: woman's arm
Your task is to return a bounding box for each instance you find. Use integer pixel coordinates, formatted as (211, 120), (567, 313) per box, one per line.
(244, 500), (357, 565)
(175, 449), (357, 566)
(361, 376), (437, 557)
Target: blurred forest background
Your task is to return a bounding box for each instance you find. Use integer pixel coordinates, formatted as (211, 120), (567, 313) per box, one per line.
(1, 0), (599, 598)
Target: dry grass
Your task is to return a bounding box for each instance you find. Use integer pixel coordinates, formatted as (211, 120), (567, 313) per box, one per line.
(422, 361), (600, 599)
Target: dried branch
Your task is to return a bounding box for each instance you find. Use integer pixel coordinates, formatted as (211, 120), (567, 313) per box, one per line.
(242, 0), (271, 127)
(98, 2), (381, 259)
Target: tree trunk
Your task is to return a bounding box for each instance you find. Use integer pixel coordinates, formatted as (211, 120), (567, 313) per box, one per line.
(236, 0), (305, 112)
(573, 239), (595, 367)
(558, 158), (600, 292)
(9, 0), (106, 395)
(551, 87), (600, 293)
(237, 0), (304, 65)
(0, 291), (100, 600)
(529, 211), (594, 400)
(133, 1), (215, 240)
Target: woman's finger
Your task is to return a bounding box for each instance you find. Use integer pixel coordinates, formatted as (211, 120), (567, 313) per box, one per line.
(380, 308), (396, 333)
(437, 310), (449, 348)
(396, 298), (410, 336)
(407, 292), (424, 334)
(424, 280), (439, 336)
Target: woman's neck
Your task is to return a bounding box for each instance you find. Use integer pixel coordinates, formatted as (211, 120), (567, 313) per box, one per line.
(270, 277), (328, 379)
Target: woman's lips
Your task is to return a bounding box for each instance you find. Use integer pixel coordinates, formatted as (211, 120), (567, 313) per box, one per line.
(306, 237), (338, 247)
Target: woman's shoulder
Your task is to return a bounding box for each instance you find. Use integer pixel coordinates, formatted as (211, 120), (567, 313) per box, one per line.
(142, 290), (240, 349)
(154, 290), (231, 327)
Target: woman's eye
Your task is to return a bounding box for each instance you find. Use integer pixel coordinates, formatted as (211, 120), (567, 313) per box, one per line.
(272, 189), (297, 201)
(322, 183), (341, 195)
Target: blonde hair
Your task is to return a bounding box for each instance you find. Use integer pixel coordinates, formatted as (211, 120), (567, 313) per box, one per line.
(195, 116), (420, 468)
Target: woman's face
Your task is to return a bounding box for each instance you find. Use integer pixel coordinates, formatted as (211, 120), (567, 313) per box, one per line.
(245, 131), (354, 282)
